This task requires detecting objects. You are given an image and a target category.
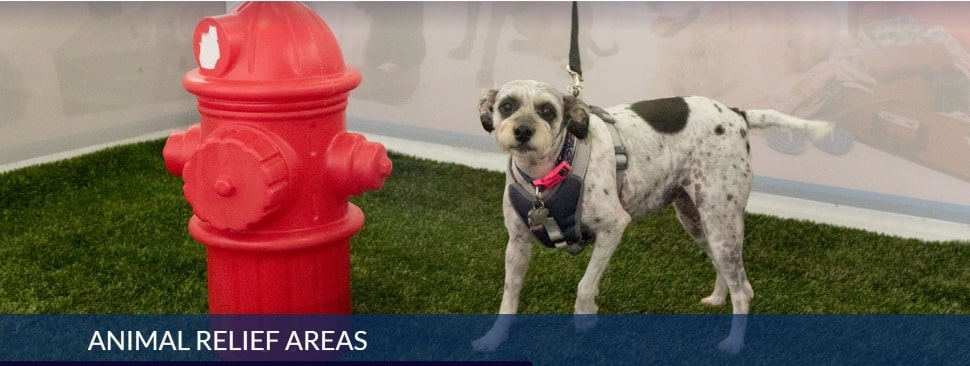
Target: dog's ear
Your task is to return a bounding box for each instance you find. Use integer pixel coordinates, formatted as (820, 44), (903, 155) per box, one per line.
(563, 94), (590, 139)
(479, 88), (498, 133)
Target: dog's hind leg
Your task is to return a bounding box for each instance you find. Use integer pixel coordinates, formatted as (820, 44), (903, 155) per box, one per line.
(672, 191), (728, 307)
(697, 200), (753, 354)
(677, 169), (753, 353)
(699, 252), (730, 306)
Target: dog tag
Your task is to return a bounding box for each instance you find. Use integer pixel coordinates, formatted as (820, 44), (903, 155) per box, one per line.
(527, 207), (549, 229)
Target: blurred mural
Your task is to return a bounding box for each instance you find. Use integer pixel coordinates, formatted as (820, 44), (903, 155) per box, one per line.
(53, 2), (196, 114)
(315, 2), (969, 222)
(0, 53), (28, 127)
(446, 2), (618, 88)
(0, 2), (965, 223)
(352, 2), (426, 105)
(0, 2), (224, 164)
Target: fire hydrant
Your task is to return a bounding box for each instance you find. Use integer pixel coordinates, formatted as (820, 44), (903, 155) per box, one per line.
(163, 2), (391, 314)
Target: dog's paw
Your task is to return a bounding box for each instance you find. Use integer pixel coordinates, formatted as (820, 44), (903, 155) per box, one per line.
(700, 295), (726, 306)
(471, 330), (507, 353)
(717, 335), (745, 354)
(573, 314), (599, 333)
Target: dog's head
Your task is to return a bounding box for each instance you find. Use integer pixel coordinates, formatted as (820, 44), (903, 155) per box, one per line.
(479, 80), (589, 159)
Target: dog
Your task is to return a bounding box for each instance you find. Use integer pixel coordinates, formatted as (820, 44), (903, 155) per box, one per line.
(471, 80), (833, 353)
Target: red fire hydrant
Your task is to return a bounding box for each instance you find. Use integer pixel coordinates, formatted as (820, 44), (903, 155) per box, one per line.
(163, 2), (391, 314)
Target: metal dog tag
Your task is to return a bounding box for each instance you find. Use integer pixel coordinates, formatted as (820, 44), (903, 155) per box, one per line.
(527, 207), (549, 229)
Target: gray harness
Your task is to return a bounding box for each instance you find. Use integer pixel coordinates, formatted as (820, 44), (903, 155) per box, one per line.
(506, 106), (627, 254)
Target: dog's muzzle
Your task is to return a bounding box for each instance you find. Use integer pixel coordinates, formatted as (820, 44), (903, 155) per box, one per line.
(513, 125), (534, 143)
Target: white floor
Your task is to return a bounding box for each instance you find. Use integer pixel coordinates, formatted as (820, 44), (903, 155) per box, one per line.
(0, 129), (178, 174)
(2, 129), (967, 243)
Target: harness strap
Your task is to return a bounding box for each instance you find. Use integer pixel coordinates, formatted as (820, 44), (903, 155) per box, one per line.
(544, 219), (565, 244)
(590, 106), (628, 195)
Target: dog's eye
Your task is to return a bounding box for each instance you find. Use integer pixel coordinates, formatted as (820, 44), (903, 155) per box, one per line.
(498, 100), (517, 117)
(537, 104), (557, 122)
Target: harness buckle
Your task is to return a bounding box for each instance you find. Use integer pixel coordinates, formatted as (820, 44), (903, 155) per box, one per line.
(531, 161), (572, 192)
(614, 146), (628, 171)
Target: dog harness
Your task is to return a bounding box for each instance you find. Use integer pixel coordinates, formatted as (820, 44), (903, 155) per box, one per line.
(506, 106), (627, 255)
(507, 133), (592, 254)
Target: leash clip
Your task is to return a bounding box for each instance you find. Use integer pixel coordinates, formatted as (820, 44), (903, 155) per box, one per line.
(566, 65), (583, 97)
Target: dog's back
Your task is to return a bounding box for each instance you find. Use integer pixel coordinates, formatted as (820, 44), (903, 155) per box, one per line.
(598, 96), (825, 219)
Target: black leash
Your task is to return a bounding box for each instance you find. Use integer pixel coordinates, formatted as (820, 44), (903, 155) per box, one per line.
(565, 2), (629, 191)
(566, 1), (583, 97)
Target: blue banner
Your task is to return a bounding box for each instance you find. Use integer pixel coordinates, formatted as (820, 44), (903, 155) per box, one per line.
(0, 315), (966, 365)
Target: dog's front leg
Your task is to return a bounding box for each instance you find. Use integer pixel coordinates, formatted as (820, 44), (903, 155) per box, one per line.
(574, 215), (629, 332)
(472, 234), (532, 352)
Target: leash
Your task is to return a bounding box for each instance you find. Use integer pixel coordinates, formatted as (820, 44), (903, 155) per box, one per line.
(566, 1), (583, 97)
(564, 1), (628, 196)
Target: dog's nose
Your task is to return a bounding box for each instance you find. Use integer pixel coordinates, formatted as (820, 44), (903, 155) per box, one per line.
(514, 125), (534, 142)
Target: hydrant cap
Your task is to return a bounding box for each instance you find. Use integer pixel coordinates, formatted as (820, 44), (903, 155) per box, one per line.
(185, 1), (361, 101)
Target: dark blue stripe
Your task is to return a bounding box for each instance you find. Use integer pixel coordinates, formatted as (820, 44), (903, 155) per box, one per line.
(1, 315), (967, 365)
(0, 363), (530, 366)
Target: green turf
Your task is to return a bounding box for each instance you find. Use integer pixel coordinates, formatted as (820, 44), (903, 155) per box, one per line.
(0, 139), (967, 314)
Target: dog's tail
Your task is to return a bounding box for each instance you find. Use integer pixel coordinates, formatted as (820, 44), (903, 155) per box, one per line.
(742, 109), (834, 141)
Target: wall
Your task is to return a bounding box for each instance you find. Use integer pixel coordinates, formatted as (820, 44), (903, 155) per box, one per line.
(0, 2), (224, 165)
(0, 2), (966, 226)
(312, 1), (970, 224)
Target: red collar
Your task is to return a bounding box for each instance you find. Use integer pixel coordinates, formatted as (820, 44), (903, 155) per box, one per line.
(514, 134), (577, 192)
(530, 161), (572, 191)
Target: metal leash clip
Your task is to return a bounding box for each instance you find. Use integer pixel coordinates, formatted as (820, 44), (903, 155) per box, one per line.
(566, 65), (583, 97)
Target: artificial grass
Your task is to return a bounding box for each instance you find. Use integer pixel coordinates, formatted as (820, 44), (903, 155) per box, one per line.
(0, 139), (967, 314)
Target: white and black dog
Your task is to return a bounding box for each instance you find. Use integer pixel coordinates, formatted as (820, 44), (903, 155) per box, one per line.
(472, 80), (833, 353)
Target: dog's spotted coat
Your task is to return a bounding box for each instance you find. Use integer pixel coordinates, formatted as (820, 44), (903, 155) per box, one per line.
(473, 80), (833, 354)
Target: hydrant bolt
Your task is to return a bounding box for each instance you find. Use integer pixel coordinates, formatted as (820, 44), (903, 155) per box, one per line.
(214, 176), (235, 197)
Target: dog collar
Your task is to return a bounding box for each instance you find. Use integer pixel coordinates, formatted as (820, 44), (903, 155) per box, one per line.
(514, 133), (577, 191)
